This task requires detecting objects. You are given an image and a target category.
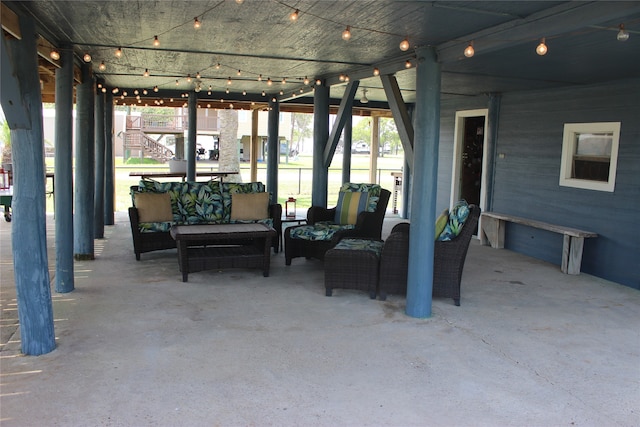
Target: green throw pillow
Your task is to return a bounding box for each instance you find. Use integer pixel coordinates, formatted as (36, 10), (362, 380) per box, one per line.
(435, 208), (449, 240)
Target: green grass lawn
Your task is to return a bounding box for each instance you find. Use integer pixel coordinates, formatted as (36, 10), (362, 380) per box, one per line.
(45, 153), (404, 214)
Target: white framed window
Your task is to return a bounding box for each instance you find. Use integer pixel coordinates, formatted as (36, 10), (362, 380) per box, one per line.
(559, 122), (621, 192)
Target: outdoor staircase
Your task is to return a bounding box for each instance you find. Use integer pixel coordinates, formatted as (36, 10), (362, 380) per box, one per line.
(123, 130), (174, 162)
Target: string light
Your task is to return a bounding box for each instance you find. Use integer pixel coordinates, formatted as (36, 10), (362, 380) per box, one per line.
(99, 61), (106, 71)
(194, 17), (201, 29)
(83, 53), (92, 62)
(617, 24), (629, 41)
(143, 68), (149, 77)
(186, 74), (192, 82)
(227, 77), (232, 85)
(373, 67), (380, 76)
(258, 74), (263, 81)
(405, 60), (412, 69)
(536, 37), (548, 55)
(282, 77), (287, 84)
(153, 35), (160, 47)
(175, 80), (179, 86)
(290, 9), (299, 21)
(196, 71), (201, 79)
(153, 86), (159, 92)
(464, 41), (475, 58)
(237, 69), (241, 76)
(303, 76), (309, 85)
(399, 38), (410, 51)
(115, 47), (123, 58)
(267, 78), (273, 86)
(215, 63), (221, 69)
(342, 26), (351, 41)
(235, 0), (244, 3)
(50, 49), (60, 60)
(344, 75), (350, 82)
(339, 74), (345, 82)
(261, 90), (266, 96)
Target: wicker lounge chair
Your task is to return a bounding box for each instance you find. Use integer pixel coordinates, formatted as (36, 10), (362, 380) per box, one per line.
(285, 185), (391, 265)
(378, 204), (480, 306)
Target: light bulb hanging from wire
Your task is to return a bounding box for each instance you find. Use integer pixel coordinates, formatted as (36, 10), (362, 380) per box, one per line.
(83, 53), (92, 62)
(99, 61), (106, 71)
(536, 37), (548, 55)
(464, 41), (475, 58)
(290, 9), (299, 21)
(342, 26), (351, 41)
(153, 35), (160, 47)
(617, 23), (630, 41)
(399, 38), (410, 51)
(115, 47), (123, 58)
(50, 49), (60, 60)
(194, 17), (201, 29)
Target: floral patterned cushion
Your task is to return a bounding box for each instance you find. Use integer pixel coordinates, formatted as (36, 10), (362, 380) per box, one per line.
(339, 183), (382, 212)
(221, 182), (266, 223)
(437, 200), (470, 241)
(332, 238), (384, 256)
(290, 222), (355, 241)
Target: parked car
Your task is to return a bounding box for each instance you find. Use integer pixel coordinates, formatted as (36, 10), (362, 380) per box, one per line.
(352, 142), (370, 154)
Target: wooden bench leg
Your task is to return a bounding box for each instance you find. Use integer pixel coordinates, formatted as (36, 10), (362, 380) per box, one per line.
(562, 235), (585, 275)
(480, 216), (505, 248)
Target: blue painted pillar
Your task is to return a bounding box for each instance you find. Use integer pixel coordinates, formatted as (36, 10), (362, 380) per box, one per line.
(312, 83), (330, 207)
(267, 99), (279, 202)
(406, 46), (441, 318)
(485, 93), (501, 212)
(5, 16), (56, 355)
(54, 43), (74, 293)
(74, 64), (95, 260)
(342, 113), (353, 184)
(104, 92), (115, 225)
(94, 85), (105, 239)
(186, 92), (197, 181)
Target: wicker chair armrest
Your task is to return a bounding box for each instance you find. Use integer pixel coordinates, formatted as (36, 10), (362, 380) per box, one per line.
(391, 222), (410, 234)
(128, 206), (140, 228)
(308, 206), (336, 224)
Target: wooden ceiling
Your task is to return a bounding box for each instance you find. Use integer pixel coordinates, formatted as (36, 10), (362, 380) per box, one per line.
(3, 1), (640, 112)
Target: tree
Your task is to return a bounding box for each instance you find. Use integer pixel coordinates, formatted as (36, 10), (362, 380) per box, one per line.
(379, 118), (401, 154)
(218, 109), (241, 182)
(291, 113), (312, 153)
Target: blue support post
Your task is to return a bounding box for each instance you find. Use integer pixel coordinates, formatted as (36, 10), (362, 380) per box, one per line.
(54, 43), (74, 293)
(342, 115), (352, 184)
(74, 64), (95, 260)
(104, 92), (115, 226)
(3, 16), (56, 355)
(312, 83), (330, 207)
(267, 99), (279, 202)
(186, 92), (197, 182)
(406, 46), (441, 318)
(94, 86), (105, 239)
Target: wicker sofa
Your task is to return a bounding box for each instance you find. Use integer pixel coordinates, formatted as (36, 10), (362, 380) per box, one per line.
(128, 180), (282, 260)
(284, 183), (391, 265)
(378, 204), (480, 306)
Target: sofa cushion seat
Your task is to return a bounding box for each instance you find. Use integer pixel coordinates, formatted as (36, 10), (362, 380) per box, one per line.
(290, 222), (355, 241)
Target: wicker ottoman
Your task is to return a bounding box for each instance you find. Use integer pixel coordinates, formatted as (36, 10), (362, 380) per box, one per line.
(324, 238), (384, 299)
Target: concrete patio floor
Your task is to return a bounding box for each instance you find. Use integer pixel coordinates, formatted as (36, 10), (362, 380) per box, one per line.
(1, 212), (639, 426)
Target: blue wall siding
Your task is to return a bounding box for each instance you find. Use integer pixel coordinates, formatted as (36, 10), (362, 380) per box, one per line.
(481, 79), (638, 288)
(432, 80), (639, 289)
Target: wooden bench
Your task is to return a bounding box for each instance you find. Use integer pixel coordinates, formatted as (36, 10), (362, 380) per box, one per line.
(480, 212), (597, 275)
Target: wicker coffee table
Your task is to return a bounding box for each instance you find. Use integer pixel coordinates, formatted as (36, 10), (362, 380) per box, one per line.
(170, 223), (276, 282)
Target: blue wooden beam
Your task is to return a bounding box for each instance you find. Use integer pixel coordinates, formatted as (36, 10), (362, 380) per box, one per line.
(5, 15), (56, 355)
(104, 92), (115, 226)
(406, 46), (441, 318)
(74, 63), (95, 260)
(342, 114), (352, 185)
(54, 43), (75, 293)
(267, 99), (279, 201)
(323, 80), (359, 168)
(94, 87), (105, 239)
(0, 35), (30, 129)
(380, 74), (414, 165)
(186, 92), (197, 182)
(312, 83), (330, 207)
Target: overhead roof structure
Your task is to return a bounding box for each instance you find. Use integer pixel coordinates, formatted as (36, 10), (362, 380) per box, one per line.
(2, 0), (639, 111)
